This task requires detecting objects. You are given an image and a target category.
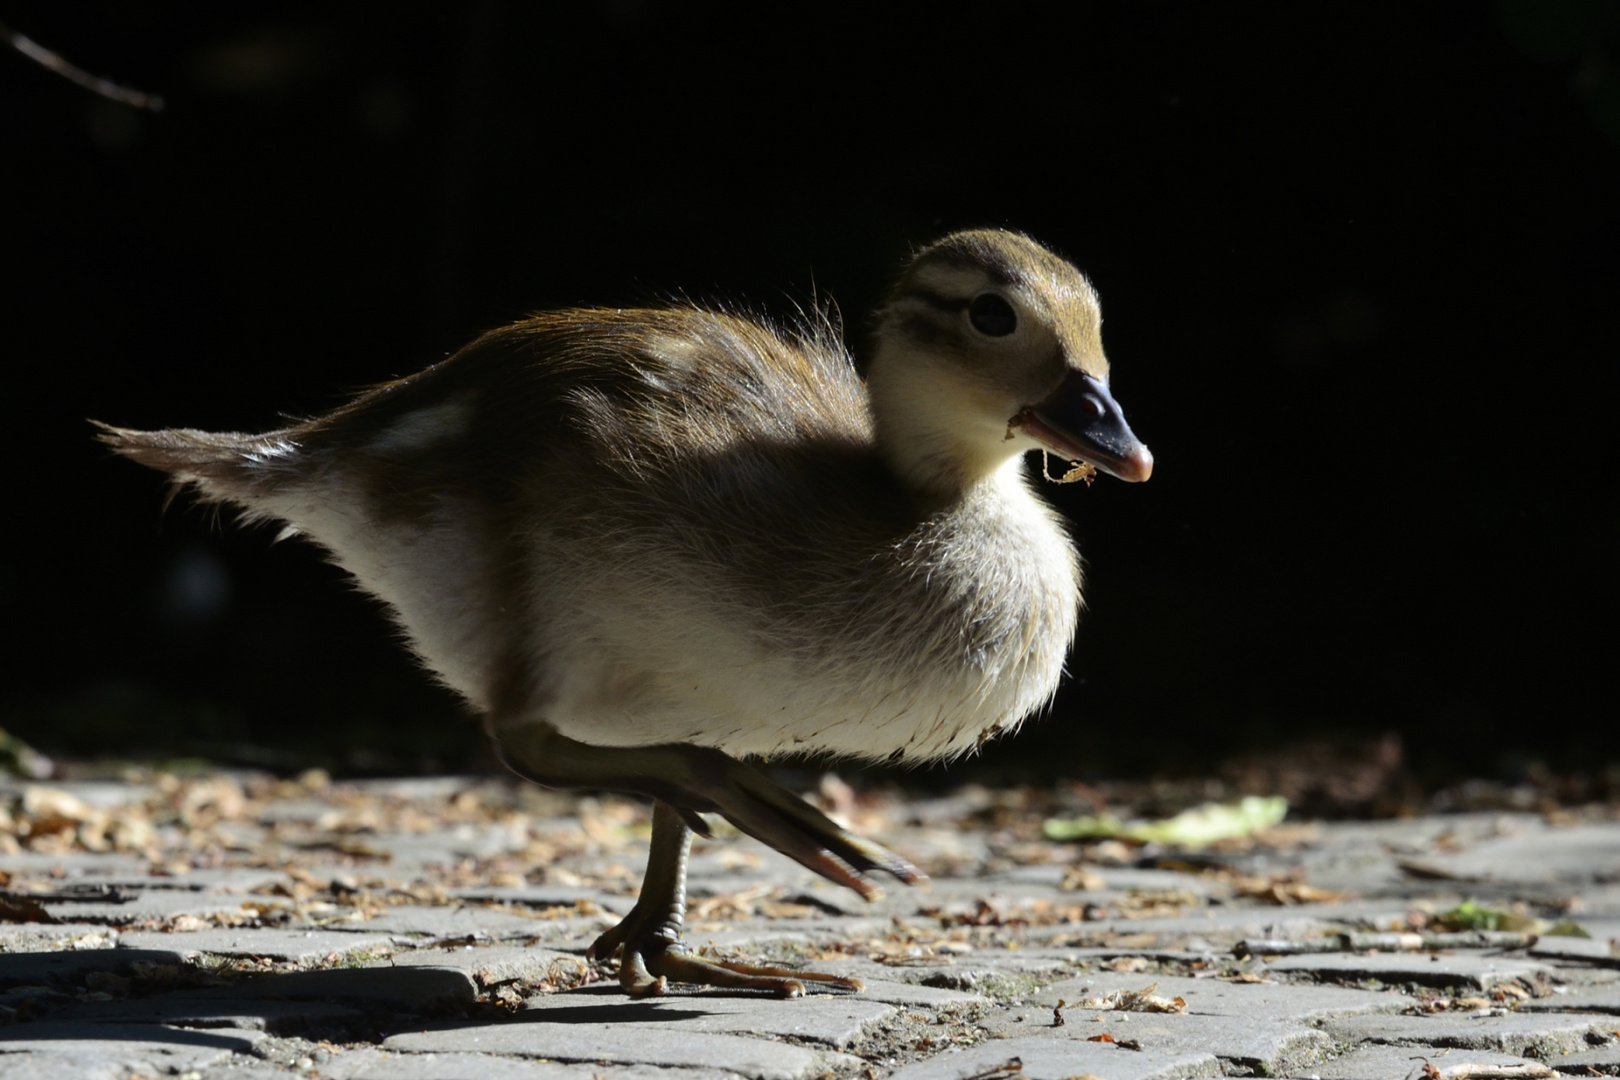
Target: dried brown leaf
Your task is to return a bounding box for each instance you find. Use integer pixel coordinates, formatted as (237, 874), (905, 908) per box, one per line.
(1076, 982), (1188, 1014)
(0, 896), (58, 924)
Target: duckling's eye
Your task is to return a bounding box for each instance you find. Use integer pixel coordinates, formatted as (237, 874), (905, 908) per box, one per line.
(968, 293), (1017, 337)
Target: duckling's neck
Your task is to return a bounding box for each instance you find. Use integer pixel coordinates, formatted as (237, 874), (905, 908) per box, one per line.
(866, 353), (1027, 498)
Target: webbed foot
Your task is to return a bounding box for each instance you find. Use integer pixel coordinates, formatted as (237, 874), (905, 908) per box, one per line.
(587, 801), (864, 996)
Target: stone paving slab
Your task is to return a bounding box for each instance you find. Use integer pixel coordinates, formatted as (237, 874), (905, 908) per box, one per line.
(1392, 823), (1620, 885)
(0, 945), (188, 988)
(447, 885), (634, 914)
(329, 904), (557, 942)
(971, 1007), (1331, 1073)
(50, 994), (364, 1033)
(885, 1036), (1221, 1080)
(843, 978), (991, 1008)
(1298, 1044), (1558, 1080)
(809, 952), (1075, 996)
(384, 1021), (859, 1080)
(1035, 907), (1356, 945)
(0, 854), (152, 877)
(0, 921), (116, 952)
(1575, 887), (1620, 916)
(1553, 966), (1619, 988)
(190, 1065), (308, 1080)
(0, 1021), (263, 1074)
(672, 928), (823, 957)
(172, 965), (480, 1008)
(1578, 917), (1620, 943)
(1264, 951), (1554, 989)
(518, 986), (897, 1049)
(684, 915), (892, 943)
(1033, 971), (1414, 1020)
(318, 1049), (745, 1080)
(1530, 935), (1618, 963)
(385, 942), (586, 986)
(83, 867), (291, 893)
(369, 826), (536, 867)
(1521, 985), (1620, 1013)
(991, 865), (1234, 899)
(1550, 1042), (1620, 1073)
(117, 927), (395, 963)
(0, 1054), (132, 1080)
(1322, 1011), (1607, 1056)
(0, 780), (156, 811)
(39, 890), (257, 925)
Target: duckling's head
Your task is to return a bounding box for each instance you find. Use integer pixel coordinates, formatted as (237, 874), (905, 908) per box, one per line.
(867, 229), (1153, 495)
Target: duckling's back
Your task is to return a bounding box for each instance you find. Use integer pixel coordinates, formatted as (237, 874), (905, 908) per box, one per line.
(99, 306), (1079, 763)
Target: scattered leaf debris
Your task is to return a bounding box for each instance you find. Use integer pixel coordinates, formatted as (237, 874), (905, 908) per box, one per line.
(1075, 981), (1188, 1014)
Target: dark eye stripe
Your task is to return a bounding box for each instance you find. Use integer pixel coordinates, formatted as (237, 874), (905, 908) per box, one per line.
(893, 287), (970, 313)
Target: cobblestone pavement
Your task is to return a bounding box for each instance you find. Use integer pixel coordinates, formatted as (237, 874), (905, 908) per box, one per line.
(0, 771), (1616, 1080)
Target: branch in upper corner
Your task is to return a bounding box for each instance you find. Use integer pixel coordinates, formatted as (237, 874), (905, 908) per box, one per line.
(1, 19), (164, 112)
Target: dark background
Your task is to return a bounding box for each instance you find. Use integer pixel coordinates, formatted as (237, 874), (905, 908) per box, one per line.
(4, 2), (1617, 787)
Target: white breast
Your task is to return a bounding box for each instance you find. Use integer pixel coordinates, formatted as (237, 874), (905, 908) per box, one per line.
(532, 459), (1079, 762)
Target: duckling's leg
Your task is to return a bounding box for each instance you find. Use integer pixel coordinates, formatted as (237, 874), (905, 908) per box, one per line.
(588, 801), (862, 996)
(493, 721), (922, 993)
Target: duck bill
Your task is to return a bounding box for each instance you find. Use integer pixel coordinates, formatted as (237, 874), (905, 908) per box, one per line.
(1012, 371), (1154, 482)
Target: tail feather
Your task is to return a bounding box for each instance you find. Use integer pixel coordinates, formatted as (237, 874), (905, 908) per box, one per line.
(91, 420), (300, 508)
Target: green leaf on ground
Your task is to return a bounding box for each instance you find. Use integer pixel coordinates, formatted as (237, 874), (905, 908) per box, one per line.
(1541, 919), (1592, 938)
(1042, 795), (1289, 847)
(1433, 900), (1548, 934)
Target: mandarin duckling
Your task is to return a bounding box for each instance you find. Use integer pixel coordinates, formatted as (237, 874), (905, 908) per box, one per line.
(98, 229), (1152, 996)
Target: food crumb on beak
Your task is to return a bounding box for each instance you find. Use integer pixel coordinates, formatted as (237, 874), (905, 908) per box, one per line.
(1042, 453), (1096, 485)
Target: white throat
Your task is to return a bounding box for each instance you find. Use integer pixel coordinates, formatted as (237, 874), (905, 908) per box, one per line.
(867, 348), (1033, 495)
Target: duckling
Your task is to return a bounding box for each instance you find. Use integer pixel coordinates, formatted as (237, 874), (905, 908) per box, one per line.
(97, 229), (1152, 996)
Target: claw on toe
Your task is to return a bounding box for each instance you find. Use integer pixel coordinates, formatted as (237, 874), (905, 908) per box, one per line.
(596, 934), (862, 997)
(626, 972), (668, 997)
(612, 946), (668, 996)
(805, 849), (883, 901)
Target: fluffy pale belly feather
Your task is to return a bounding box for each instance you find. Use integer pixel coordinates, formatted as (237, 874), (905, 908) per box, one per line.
(533, 535), (1074, 761)
(541, 606), (1062, 761)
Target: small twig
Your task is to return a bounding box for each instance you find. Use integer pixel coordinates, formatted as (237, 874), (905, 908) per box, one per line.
(1409, 1057), (1555, 1080)
(1, 19), (164, 111)
(960, 1060), (1022, 1080)
(1410, 1056), (1445, 1080)
(1232, 929), (1540, 958)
